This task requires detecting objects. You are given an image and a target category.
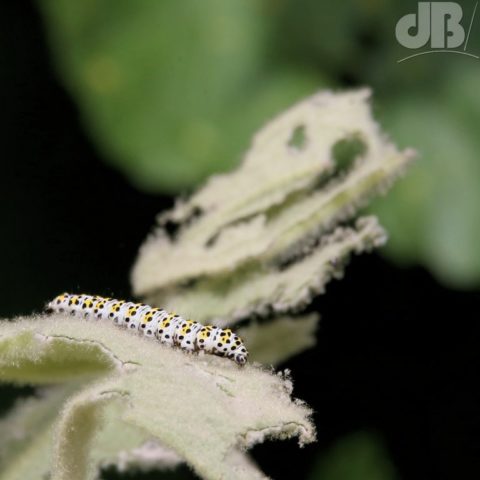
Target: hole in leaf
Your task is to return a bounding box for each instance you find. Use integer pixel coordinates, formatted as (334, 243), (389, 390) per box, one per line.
(163, 206), (203, 241)
(331, 135), (367, 174)
(287, 125), (307, 151)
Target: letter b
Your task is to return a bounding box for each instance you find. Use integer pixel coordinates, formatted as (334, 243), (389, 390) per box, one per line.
(431, 2), (465, 48)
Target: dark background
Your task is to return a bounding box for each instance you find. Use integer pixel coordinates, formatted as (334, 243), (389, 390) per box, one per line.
(1, 2), (480, 480)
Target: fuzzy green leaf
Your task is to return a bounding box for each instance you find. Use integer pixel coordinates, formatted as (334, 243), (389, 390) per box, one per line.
(0, 386), (71, 480)
(0, 315), (315, 480)
(0, 385), (185, 480)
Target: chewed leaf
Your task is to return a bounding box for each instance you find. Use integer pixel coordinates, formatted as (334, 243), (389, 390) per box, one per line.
(132, 89), (415, 299)
(0, 315), (315, 480)
(131, 91), (414, 338)
(144, 216), (387, 325)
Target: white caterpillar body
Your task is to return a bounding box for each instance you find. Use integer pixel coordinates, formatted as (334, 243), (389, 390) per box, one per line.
(47, 293), (248, 365)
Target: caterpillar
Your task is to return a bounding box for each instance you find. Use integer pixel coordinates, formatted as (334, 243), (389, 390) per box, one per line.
(46, 293), (248, 366)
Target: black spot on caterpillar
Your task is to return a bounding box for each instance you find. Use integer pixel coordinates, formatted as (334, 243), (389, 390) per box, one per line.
(46, 293), (248, 365)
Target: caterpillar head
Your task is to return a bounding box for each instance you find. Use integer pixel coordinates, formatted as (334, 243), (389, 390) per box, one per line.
(234, 351), (248, 366)
(230, 335), (248, 366)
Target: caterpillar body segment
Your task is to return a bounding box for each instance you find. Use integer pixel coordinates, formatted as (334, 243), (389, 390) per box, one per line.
(140, 308), (167, 338)
(47, 293), (248, 365)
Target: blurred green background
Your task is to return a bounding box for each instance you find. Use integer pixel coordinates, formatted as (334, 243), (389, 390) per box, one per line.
(38, 0), (480, 289)
(2, 1), (480, 479)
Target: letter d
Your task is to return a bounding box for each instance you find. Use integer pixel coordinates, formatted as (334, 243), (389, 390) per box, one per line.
(396, 2), (431, 49)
